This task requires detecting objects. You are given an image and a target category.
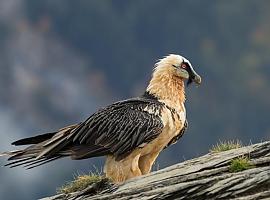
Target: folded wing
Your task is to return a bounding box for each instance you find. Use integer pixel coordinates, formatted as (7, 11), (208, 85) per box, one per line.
(4, 98), (164, 168)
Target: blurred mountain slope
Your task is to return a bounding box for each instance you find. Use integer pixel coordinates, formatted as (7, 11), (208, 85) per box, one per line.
(0, 1), (269, 199)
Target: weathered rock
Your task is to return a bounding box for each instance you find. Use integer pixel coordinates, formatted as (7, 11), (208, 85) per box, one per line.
(41, 141), (270, 200)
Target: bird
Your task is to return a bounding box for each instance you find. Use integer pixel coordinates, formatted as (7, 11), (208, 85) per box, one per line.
(1, 54), (201, 183)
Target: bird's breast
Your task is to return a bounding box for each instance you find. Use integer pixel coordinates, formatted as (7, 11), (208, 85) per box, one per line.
(161, 102), (186, 134)
(139, 103), (186, 155)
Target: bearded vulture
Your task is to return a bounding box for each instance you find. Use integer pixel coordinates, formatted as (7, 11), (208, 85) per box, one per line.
(2, 54), (201, 183)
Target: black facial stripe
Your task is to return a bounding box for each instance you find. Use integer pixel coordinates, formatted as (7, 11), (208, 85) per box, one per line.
(173, 62), (194, 79)
(182, 61), (195, 86)
(182, 62), (194, 77)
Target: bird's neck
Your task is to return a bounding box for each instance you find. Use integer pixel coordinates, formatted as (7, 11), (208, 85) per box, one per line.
(146, 72), (186, 109)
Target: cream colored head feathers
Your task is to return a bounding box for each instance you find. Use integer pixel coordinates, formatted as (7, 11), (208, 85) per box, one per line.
(147, 54), (201, 106)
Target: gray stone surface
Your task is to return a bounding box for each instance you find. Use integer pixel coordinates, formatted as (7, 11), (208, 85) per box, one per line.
(41, 141), (270, 200)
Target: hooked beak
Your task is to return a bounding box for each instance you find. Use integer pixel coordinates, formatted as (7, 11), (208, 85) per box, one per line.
(187, 66), (202, 86)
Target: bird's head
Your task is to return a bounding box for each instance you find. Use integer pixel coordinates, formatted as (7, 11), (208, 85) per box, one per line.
(153, 54), (201, 86)
(147, 54), (201, 103)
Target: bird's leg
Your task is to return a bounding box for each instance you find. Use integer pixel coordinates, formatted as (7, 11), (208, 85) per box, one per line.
(126, 153), (142, 179)
(104, 153), (142, 183)
(138, 152), (159, 175)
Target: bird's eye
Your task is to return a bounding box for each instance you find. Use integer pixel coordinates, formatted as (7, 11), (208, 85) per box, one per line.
(181, 63), (187, 69)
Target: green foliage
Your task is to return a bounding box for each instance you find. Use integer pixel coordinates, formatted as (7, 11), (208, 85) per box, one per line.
(229, 157), (254, 173)
(210, 140), (242, 153)
(57, 173), (106, 194)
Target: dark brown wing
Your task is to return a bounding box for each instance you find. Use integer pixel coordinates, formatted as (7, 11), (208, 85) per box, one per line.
(4, 98), (164, 168)
(71, 98), (164, 160)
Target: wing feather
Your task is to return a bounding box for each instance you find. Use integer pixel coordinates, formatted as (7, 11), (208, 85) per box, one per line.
(73, 98), (164, 160)
(5, 98), (165, 166)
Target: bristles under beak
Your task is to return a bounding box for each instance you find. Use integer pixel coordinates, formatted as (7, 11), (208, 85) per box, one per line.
(187, 70), (201, 86)
(193, 74), (202, 85)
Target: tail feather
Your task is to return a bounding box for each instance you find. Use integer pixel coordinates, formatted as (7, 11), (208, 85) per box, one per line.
(1, 123), (109, 169)
(0, 150), (20, 157)
(5, 157), (33, 167)
(6, 157), (37, 168)
(23, 158), (48, 168)
(7, 144), (43, 160)
(12, 132), (56, 146)
(2, 125), (76, 168)
(25, 156), (62, 169)
(4, 151), (65, 168)
(11, 124), (77, 146)
(36, 137), (68, 159)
